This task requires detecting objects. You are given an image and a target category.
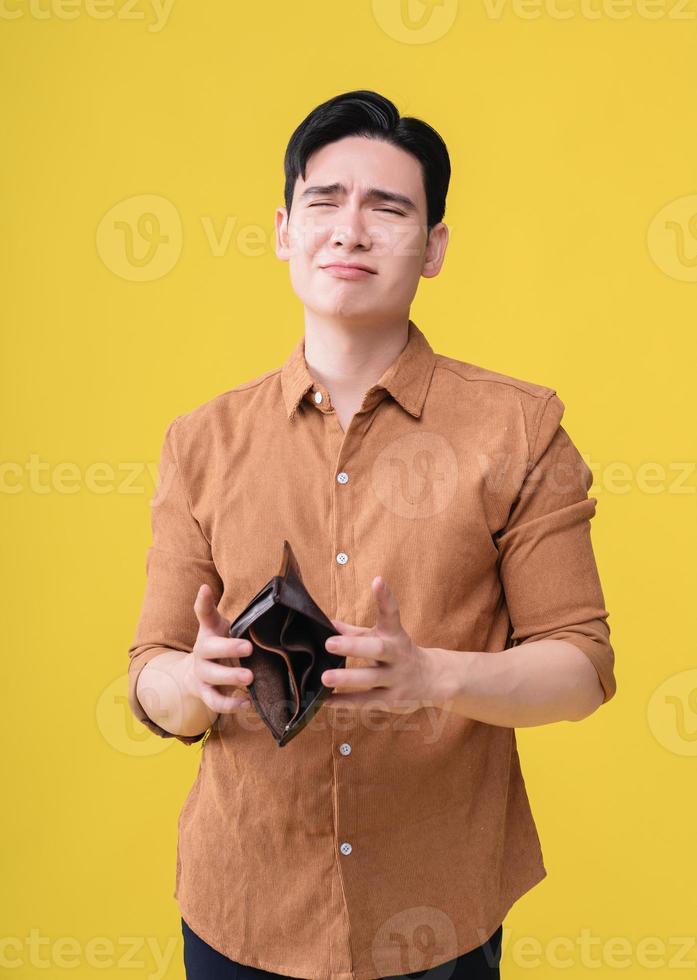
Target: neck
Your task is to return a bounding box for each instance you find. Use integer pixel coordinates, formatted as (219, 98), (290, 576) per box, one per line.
(301, 312), (410, 400)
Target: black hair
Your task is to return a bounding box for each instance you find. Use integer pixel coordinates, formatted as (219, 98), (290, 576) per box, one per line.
(283, 89), (451, 235)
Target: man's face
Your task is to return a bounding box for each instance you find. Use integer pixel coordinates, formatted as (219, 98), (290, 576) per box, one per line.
(275, 135), (448, 322)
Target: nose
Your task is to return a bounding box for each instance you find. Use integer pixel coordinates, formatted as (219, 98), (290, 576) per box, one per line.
(329, 203), (372, 251)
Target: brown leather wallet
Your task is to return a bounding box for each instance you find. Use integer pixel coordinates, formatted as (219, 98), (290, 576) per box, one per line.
(228, 539), (345, 746)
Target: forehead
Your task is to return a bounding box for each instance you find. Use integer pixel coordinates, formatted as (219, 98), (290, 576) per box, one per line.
(297, 135), (426, 210)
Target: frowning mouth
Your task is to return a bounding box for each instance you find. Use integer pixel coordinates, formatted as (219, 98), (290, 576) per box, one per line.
(320, 262), (377, 279)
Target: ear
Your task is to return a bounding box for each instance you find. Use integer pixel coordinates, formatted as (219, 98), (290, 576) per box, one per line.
(275, 206), (291, 261)
(421, 222), (449, 279)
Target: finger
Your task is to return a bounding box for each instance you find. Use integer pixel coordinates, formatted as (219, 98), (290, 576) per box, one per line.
(197, 658), (254, 687)
(194, 583), (230, 637)
(197, 634), (253, 662)
(197, 681), (252, 715)
(325, 633), (391, 663)
(329, 617), (371, 635)
(321, 666), (390, 690)
(372, 576), (402, 636)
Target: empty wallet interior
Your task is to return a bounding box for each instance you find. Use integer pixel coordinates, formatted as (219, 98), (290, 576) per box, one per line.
(244, 603), (331, 737)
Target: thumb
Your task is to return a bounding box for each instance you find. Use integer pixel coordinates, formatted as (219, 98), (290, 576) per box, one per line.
(194, 583), (229, 637)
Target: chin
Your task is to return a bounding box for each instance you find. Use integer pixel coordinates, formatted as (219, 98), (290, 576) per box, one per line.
(299, 291), (372, 316)
(323, 301), (380, 320)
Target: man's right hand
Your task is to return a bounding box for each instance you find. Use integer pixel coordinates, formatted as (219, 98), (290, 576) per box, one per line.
(183, 583), (256, 715)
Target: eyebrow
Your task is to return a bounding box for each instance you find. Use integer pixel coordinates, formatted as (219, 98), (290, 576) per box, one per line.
(298, 182), (418, 213)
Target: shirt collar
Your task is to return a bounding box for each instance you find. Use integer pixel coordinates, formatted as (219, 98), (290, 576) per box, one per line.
(280, 319), (437, 423)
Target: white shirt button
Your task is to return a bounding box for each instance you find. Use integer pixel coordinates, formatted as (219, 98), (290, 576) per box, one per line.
(313, 391), (323, 404)
(339, 742), (352, 756)
(340, 842), (353, 856)
(337, 471), (349, 484)
(336, 552), (348, 565)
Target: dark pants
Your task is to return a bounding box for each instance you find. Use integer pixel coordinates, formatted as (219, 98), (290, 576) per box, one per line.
(182, 916), (503, 979)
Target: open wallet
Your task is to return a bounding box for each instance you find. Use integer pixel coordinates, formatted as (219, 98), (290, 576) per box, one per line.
(227, 540), (346, 746)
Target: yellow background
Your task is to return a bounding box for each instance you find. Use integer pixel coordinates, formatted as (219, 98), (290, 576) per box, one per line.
(2, 1), (696, 976)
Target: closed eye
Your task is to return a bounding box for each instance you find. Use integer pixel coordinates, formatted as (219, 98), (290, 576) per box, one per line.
(308, 203), (404, 216)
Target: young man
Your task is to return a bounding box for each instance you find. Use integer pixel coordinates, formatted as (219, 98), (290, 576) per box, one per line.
(128, 90), (616, 980)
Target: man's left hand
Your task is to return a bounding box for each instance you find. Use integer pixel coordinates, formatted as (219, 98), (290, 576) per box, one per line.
(320, 576), (450, 714)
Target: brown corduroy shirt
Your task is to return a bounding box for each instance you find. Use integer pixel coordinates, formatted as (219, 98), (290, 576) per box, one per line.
(127, 318), (616, 980)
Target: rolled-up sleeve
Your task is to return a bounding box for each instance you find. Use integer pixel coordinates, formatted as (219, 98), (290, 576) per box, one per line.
(127, 416), (224, 743)
(494, 392), (616, 705)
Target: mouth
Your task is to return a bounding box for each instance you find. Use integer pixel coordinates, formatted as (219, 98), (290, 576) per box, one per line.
(320, 263), (377, 280)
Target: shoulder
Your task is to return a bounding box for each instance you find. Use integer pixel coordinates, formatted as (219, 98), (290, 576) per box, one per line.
(161, 366), (282, 470)
(169, 366), (281, 433)
(432, 352), (566, 463)
(434, 350), (564, 415)
(434, 351), (558, 402)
